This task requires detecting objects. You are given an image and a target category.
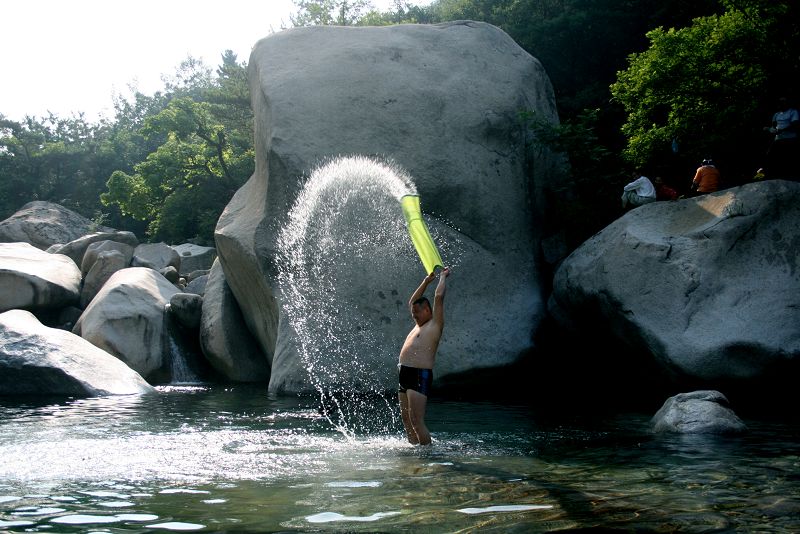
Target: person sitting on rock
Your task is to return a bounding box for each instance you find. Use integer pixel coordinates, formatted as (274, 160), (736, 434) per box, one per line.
(653, 176), (679, 201)
(689, 159), (721, 195)
(621, 170), (656, 210)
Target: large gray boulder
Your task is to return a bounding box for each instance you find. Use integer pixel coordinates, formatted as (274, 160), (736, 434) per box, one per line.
(80, 249), (128, 308)
(0, 309), (154, 396)
(550, 180), (800, 384)
(81, 239), (135, 277)
(216, 22), (560, 393)
(73, 267), (181, 382)
(0, 201), (114, 250)
(132, 242), (181, 272)
(651, 390), (746, 434)
(199, 260), (269, 383)
(172, 244), (216, 276)
(0, 242), (81, 313)
(51, 231), (139, 267)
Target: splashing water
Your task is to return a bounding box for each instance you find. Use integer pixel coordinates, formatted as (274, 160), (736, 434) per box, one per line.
(277, 155), (419, 438)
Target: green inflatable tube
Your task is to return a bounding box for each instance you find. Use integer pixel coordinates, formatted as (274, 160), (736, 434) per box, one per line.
(401, 194), (444, 275)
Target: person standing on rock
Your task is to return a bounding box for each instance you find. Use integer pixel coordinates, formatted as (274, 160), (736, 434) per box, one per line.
(398, 267), (450, 445)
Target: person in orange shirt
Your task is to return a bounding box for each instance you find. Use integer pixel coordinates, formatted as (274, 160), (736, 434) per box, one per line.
(690, 159), (721, 195)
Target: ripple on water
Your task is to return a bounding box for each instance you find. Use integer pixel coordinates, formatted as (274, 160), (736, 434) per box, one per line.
(145, 521), (206, 530)
(306, 511), (402, 523)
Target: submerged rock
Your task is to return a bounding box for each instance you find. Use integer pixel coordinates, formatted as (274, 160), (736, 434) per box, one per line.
(651, 390), (746, 434)
(0, 309), (154, 396)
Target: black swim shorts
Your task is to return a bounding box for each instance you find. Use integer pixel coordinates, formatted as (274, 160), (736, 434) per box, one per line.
(398, 364), (433, 397)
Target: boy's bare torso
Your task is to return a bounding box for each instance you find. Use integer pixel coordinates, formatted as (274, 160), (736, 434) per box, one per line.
(399, 321), (441, 369)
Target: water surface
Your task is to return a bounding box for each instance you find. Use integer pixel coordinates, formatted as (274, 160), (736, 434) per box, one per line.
(1, 386), (798, 532)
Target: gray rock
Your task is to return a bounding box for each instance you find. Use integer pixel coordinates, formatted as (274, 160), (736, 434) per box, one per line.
(168, 293), (203, 330)
(0, 242), (81, 313)
(550, 180), (800, 384)
(0, 201), (114, 250)
(73, 267), (180, 382)
(0, 309), (154, 396)
(51, 231), (139, 267)
(132, 242), (181, 272)
(160, 265), (180, 284)
(200, 260), (269, 383)
(184, 274), (208, 296)
(216, 21), (561, 393)
(172, 244), (217, 276)
(187, 269), (210, 282)
(80, 240), (135, 277)
(80, 250), (128, 308)
(651, 390), (747, 434)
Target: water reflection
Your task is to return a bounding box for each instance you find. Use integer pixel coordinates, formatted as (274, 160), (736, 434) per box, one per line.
(1, 386), (798, 532)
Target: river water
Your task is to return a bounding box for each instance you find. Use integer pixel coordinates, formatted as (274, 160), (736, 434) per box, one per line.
(1, 385), (798, 532)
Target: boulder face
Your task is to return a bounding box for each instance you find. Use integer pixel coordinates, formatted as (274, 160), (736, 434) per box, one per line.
(73, 267), (181, 382)
(0, 201), (114, 250)
(51, 231), (139, 267)
(0, 309), (154, 396)
(199, 260), (269, 383)
(216, 21), (560, 393)
(550, 180), (800, 385)
(171, 244), (217, 276)
(0, 242), (82, 313)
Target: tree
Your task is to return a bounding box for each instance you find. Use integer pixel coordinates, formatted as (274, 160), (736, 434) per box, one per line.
(290, 0), (375, 26)
(609, 2), (797, 181)
(102, 54), (254, 244)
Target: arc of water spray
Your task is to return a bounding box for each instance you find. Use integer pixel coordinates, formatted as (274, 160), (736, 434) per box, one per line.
(276, 155), (420, 439)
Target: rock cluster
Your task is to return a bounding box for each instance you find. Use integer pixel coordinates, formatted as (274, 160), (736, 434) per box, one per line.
(0, 201), (260, 396)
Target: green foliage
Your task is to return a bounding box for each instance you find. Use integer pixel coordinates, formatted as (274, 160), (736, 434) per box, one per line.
(101, 53), (254, 245)
(522, 109), (623, 244)
(290, 0), (374, 26)
(611, 0), (799, 181)
(0, 113), (116, 220)
(611, 9), (770, 173)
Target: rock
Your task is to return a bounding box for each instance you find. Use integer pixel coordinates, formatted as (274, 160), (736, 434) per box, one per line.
(51, 231), (139, 267)
(216, 21), (561, 393)
(0, 242), (81, 313)
(168, 293), (203, 330)
(550, 180), (800, 384)
(80, 250), (128, 308)
(200, 260), (269, 383)
(80, 240), (135, 277)
(132, 242), (181, 272)
(160, 265), (180, 284)
(73, 267), (181, 382)
(184, 274), (208, 296)
(651, 390), (747, 434)
(171, 244), (217, 276)
(0, 201), (114, 250)
(0, 309), (154, 396)
(187, 269), (210, 282)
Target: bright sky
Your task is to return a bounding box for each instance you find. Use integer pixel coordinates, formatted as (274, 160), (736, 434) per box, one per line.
(1, 0), (410, 123)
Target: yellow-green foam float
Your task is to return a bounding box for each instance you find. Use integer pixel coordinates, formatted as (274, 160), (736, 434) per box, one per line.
(400, 194), (444, 275)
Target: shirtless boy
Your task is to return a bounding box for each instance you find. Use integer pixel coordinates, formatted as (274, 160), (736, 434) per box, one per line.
(398, 267), (450, 445)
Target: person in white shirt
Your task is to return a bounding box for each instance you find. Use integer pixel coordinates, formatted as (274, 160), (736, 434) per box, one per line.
(621, 170), (657, 209)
